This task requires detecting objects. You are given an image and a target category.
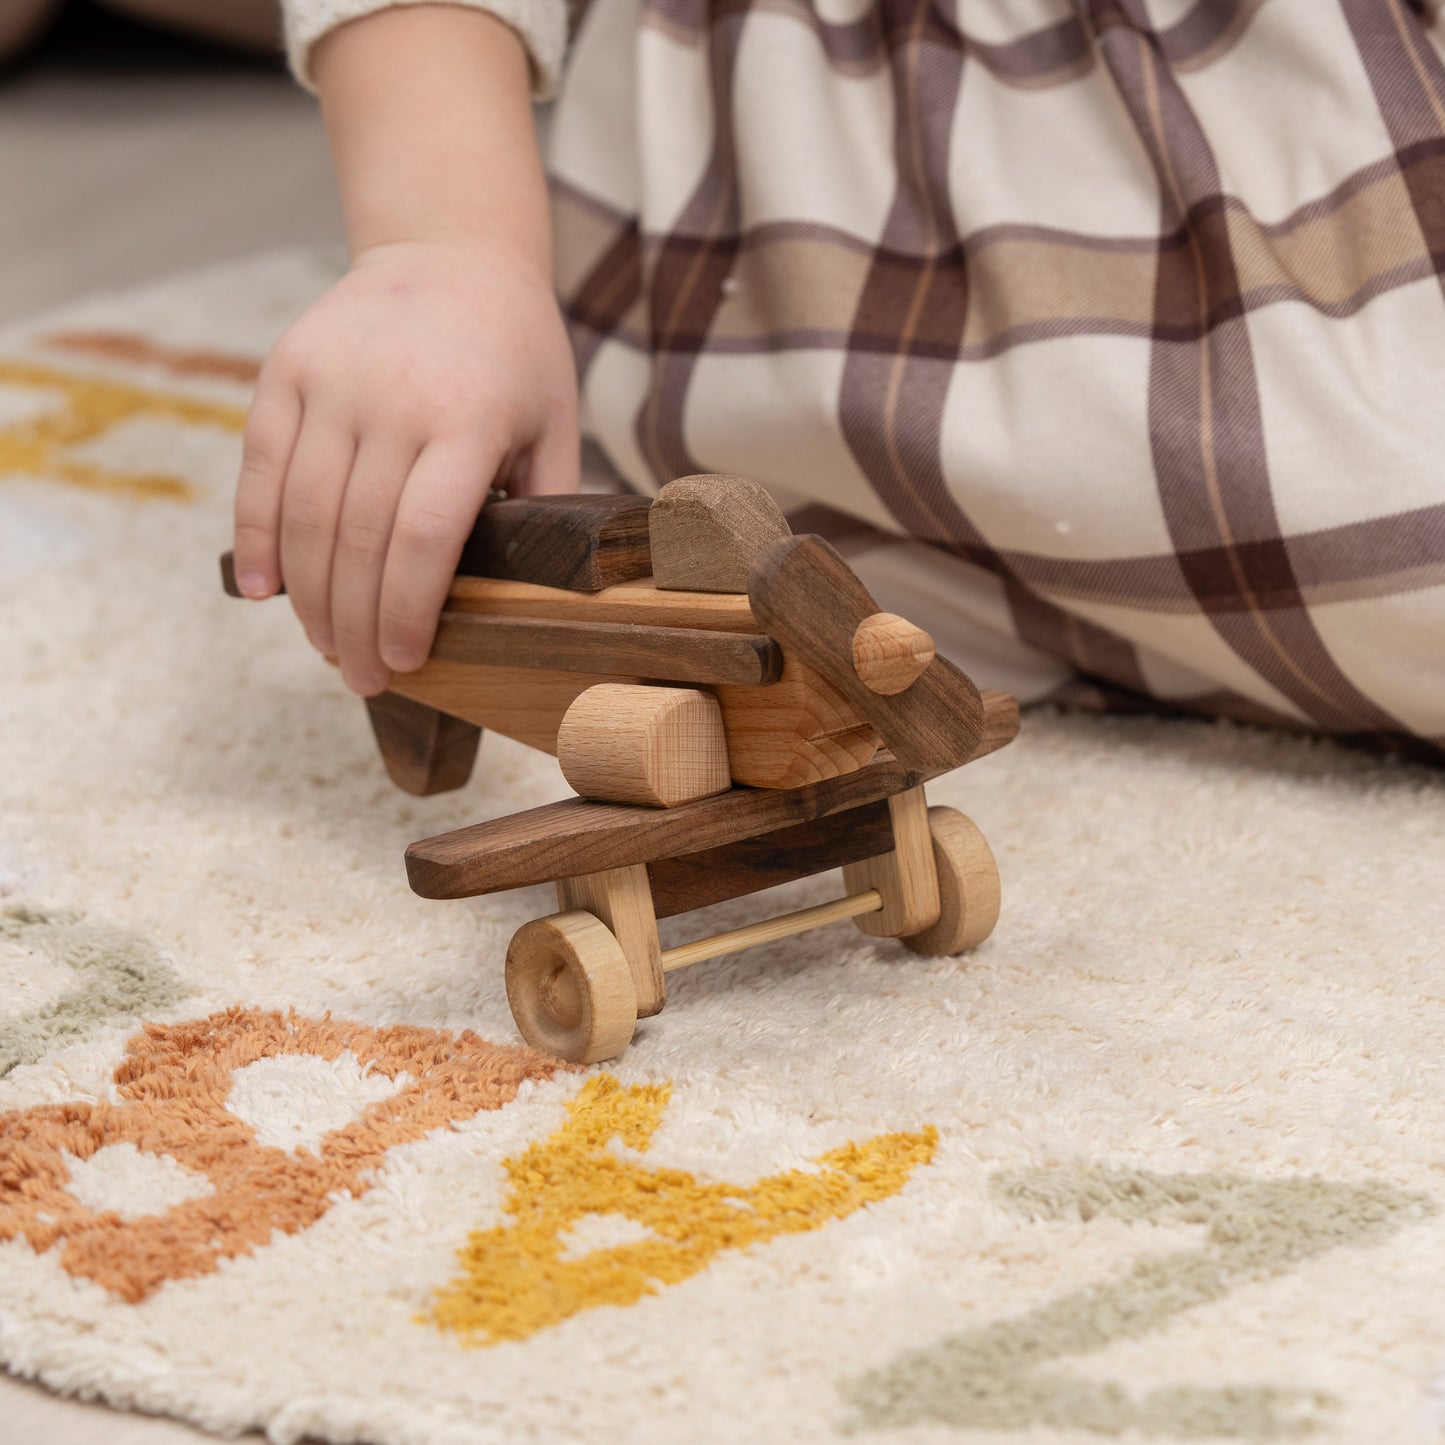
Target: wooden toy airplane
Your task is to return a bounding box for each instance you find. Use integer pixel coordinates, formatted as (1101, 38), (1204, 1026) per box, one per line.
(221, 474), (1019, 1063)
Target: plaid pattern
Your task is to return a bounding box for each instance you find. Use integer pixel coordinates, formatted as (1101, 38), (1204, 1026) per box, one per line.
(547, 0), (1445, 759)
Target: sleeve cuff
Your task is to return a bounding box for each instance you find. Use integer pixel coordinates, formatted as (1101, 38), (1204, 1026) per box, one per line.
(284, 0), (568, 101)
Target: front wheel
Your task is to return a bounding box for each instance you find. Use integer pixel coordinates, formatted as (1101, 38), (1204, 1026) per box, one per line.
(505, 910), (638, 1063)
(899, 807), (1001, 957)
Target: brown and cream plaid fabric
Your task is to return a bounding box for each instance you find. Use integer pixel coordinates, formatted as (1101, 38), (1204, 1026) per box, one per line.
(546, 0), (1445, 759)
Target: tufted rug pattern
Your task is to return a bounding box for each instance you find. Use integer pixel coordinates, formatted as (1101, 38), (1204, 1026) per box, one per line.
(0, 253), (1443, 1445)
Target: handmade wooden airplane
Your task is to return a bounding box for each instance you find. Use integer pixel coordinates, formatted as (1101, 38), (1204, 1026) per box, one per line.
(221, 474), (1018, 1063)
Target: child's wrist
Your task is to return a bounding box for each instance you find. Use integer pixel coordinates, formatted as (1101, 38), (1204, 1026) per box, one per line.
(348, 234), (554, 288)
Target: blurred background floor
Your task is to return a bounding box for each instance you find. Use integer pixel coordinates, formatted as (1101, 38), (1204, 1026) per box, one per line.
(0, 0), (342, 324)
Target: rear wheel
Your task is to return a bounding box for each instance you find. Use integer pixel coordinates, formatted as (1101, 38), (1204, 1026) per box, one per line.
(899, 807), (1000, 956)
(505, 910), (638, 1062)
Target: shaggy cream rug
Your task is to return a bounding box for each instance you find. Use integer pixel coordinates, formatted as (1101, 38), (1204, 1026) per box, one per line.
(1, 252), (1443, 1445)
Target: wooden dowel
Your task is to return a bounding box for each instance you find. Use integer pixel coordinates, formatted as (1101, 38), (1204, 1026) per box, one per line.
(659, 889), (882, 972)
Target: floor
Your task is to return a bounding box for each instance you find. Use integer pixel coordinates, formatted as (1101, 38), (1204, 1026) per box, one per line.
(2, 6), (339, 1439)
(0, 0), (342, 325)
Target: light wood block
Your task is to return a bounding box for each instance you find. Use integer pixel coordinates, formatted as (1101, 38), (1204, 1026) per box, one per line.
(649, 473), (792, 594)
(446, 575), (760, 633)
(556, 863), (666, 1018)
(388, 662), (638, 755)
(388, 653), (883, 791)
(852, 611), (935, 695)
(557, 684), (731, 808)
(842, 786), (942, 937)
(715, 652), (877, 789)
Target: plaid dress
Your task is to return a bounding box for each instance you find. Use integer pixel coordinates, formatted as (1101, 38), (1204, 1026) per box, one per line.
(547, 0), (1445, 759)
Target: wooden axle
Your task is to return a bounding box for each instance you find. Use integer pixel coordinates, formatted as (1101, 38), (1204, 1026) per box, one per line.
(659, 889), (883, 972)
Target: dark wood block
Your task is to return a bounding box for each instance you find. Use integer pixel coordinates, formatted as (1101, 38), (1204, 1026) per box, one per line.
(748, 535), (986, 774)
(366, 692), (482, 796)
(219, 551), (243, 597)
(406, 752), (930, 900)
(976, 689), (1020, 758)
(646, 799), (895, 918)
(431, 611), (783, 686)
(457, 493), (653, 591)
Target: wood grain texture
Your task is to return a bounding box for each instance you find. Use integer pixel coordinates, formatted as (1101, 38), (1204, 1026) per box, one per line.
(457, 492), (653, 591)
(852, 612), (935, 695)
(504, 910), (637, 1062)
(406, 750), (934, 901)
(556, 864), (665, 1018)
(557, 685), (731, 808)
(219, 549), (245, 597)
(649, 473), (792, 593)
(714, 653), (878, 789)
(364, 691), (482, 796)
(842, 786), (941, 938)
(975, 689), (1021, 759)
(899, 806), (1002, 956)
(658, 889), (883, 972)
(430, 611), (783, 686)
(405, 688), (1017, 899)
(445, 575), (760, 632)
(645, 798), (895, 918)
(387, 662), (640, 755)
(748, 535), (985, 774)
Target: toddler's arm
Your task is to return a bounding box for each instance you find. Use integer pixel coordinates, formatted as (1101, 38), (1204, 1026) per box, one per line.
(231, 4), (577, 697)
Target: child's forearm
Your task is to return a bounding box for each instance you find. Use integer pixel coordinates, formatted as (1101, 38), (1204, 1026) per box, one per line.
(233, 3), (579, 698)
(313, 5), (551, 274)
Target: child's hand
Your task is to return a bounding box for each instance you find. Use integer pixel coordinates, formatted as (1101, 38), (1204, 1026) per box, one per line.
(228, 2), (573, 698)
(231, 240), (579, 697)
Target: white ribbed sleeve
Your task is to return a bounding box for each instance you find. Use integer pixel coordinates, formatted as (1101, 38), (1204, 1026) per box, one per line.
(283, 0), (569, 100)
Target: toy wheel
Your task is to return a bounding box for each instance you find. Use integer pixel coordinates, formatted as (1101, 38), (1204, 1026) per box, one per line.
(505, 910), (638, 1063)
(899, 807), (1001, 957)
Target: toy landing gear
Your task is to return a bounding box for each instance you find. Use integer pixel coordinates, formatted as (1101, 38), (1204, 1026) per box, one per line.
(502, 791), (1000, 1062)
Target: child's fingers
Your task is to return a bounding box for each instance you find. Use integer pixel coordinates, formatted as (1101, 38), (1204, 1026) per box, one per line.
(377, 437), (501, 673)
(278, 414), (357, 657)
(329, 434), (419, 696)
(232, 373), (302, 598)
(511, 412), (580, 497)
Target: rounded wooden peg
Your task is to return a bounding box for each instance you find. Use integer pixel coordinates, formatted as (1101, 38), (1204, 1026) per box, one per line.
(851, 612), (935, 695)
(558, 683), (732, 807)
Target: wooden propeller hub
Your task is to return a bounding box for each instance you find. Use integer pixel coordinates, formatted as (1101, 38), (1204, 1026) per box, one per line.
(851, 612), (935, 695)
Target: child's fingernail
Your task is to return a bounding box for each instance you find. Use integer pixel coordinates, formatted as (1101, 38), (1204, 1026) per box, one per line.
(343, 668), (387, 697)
(238, 568), (269, 598)
(381, 647), (423, 673)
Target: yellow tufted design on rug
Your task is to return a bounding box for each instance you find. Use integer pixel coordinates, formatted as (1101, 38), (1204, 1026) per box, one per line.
(430, 1074), (937, 1344)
